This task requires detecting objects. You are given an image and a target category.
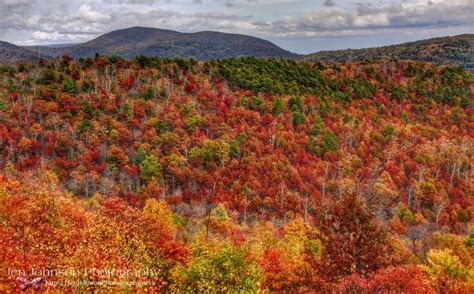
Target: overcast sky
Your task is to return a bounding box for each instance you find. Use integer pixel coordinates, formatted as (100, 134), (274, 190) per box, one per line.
(0, 0), (472, 53)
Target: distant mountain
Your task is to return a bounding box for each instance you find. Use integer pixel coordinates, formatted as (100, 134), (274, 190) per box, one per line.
(5, 30), (472, 66)
(24, 43), (76, 59)
(304, 34), (474, 70)
(0, 41), (49, 64)
(26, 27), (298, 60)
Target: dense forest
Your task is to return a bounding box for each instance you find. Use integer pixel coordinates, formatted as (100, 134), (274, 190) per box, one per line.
(0, 55), (473, 292)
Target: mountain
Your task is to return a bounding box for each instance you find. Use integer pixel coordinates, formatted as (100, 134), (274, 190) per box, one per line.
(0, 41), (49, 64)
(24, 43), (76, 59)
(5, 30), (473, 66)
(304, 34), (474, 70)
(26, 27), (298, 60)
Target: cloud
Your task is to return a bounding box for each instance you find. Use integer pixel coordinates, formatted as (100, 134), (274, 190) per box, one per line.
(102, 0), (159, 4)
(24, 5), (112, 36)
(77, 4), (111, 22)
(323, 0), (336, 7)
(0, 0), (35, 8)
(102, 0), (257, 4)
(255, 0), (473, 37)
(0, 0), (35, 32)
(18, 3), (252, 44)
(31, 30), (91, 42)
(1, 0), (471, 45)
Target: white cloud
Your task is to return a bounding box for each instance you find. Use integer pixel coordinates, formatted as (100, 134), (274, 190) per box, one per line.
(0, 0), (471, 46)
(31, 30), (90, 43)
(77, 4), (111, 22)
(0, 0), (35, 7)
(255, 0), (473, 37)
(32, 31), (62, 40)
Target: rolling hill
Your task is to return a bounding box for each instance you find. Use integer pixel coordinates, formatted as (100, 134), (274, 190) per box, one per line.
(0, 41), (49, 64)
(305, 34), (474, 70)
(26, 26), (298, 60)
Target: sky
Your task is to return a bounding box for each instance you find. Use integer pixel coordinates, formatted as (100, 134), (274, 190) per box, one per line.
(0, 0), (472, 54)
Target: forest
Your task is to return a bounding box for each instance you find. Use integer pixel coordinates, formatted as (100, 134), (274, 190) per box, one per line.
(0, 55), (473, 292)
(305, 34), (474, 71)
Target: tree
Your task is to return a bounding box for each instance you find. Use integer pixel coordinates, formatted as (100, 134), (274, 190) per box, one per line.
(140, 154), (162, 182)
(291, 111), (305, 126)
(171, 242), (261, 293)
(321, 131), (338, 154)
(107, 145), (128, 167)
(189, 139), (230, 166)
(317, 194), (393, 281)
(272, 97), (284, 115)
(339, 266), (431, 293)
(62, 77), (76, 94)
(421, 249), (473, 292)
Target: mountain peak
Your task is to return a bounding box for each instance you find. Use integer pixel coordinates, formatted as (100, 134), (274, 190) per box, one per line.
(24, 27), (298, 60)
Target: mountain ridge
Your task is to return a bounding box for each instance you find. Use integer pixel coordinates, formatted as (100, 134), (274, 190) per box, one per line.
(0, 41), (50, 64)
(304, 34), (474, 70)
(0, 29), (472, 68)
(25, 26), (298, 60)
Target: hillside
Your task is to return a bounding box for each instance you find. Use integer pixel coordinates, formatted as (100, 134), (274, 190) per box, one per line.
(26, 27), (298, 60)
(0, 41), (49, 64)
(0, 56), (473, 291)
(305, 34), (474, 70)
(15, 32), (474, 67)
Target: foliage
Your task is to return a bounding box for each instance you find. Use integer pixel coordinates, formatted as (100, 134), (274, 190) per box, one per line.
(140, 154), (162, 182)
(172, 241), (261, 293)
(420, 249), (474, 292)
(317, 194), (393, 280)
(189, 139), (230, 166)
(0, 56), (472, 291)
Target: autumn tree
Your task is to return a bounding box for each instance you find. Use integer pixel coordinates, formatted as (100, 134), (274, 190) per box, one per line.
(317, 194), (393, 281)
(140, 154), (162, 182)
